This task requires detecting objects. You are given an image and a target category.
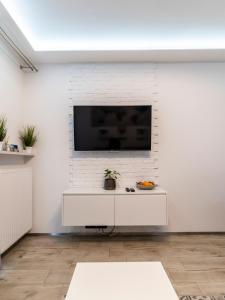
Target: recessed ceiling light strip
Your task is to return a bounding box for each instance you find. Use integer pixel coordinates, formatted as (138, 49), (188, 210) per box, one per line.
(0, 25), (38, 72)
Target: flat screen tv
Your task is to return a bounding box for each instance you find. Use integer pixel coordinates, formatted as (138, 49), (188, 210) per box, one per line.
(73, 105), (152, 151)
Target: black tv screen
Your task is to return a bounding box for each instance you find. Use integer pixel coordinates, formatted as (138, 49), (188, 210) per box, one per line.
(73, 105), (152, 151)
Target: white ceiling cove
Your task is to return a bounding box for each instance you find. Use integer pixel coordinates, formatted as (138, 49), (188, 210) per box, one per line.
(1, 0), (225, 63)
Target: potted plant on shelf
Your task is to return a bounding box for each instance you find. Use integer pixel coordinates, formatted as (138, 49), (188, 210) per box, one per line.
(19, 125), (37, 154)
(104, 169), (120, 190)
(0, 116), (7, 151)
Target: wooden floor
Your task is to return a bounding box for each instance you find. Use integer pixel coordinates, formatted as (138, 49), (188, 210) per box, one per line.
(1, 233), (225, 299)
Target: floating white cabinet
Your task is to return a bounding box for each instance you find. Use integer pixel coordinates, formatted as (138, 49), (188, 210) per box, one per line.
(62, 188), (167, 227)
(115, 195), (167, 226)
(63, 195), (114, 226)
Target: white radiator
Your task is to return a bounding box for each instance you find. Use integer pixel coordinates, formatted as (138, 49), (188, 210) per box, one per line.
(0, 168), (32, 254)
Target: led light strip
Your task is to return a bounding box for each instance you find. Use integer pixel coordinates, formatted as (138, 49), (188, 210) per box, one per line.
(1, 0), (225, 52)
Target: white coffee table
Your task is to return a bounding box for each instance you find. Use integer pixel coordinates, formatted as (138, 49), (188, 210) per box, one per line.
(65, 262), (179, 300)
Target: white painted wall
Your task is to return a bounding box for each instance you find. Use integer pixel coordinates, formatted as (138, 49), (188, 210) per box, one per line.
(24, 62), (225, 233)
(2, 37), (224, 234)
(24, 65), (69, 233)
(159, 63), (225, 232)
(0, 46), (24, 146)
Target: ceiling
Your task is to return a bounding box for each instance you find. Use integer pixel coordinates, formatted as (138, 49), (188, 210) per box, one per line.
(1, 0), (225, 63)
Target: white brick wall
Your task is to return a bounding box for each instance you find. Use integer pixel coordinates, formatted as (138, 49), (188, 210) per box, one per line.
(68, 63), (159, 188)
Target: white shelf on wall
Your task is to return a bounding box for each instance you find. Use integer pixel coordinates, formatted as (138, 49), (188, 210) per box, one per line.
(0, 151), (34, 158)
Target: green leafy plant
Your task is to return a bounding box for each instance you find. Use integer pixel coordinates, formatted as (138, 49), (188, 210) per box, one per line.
(104, 169), (120, 180)
(0, 116), (7, 142)
(19, 125), (37, 148)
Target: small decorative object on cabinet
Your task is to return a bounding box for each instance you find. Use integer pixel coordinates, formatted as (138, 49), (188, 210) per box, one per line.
(104, 169), (120, 190)
(19, 125), (37, 154)
(136, 181), (157, 190)
(0, 116), (7, 151)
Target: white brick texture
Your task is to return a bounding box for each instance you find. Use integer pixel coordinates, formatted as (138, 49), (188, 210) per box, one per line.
(68, 63), (159, 188)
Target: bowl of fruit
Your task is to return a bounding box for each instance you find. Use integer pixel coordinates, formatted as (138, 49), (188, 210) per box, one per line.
(136, 181), (157, 190)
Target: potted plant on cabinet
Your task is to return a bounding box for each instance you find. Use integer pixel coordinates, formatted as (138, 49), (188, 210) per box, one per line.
(19, 125), (37, 154)
(104, 169), (120, 190)
(0, 116), (7, 151)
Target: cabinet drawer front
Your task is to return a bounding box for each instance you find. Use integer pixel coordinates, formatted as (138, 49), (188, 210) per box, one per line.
(63, 195), (114, 226)
(115, 195), (167, 226)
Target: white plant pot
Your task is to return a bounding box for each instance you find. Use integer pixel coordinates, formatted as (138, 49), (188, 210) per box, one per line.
(25, 147), (33, 154)
(0, 141), (4, 151)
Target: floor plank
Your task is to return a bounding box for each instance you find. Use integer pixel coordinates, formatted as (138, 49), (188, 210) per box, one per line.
(1, 233), (225, 299)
